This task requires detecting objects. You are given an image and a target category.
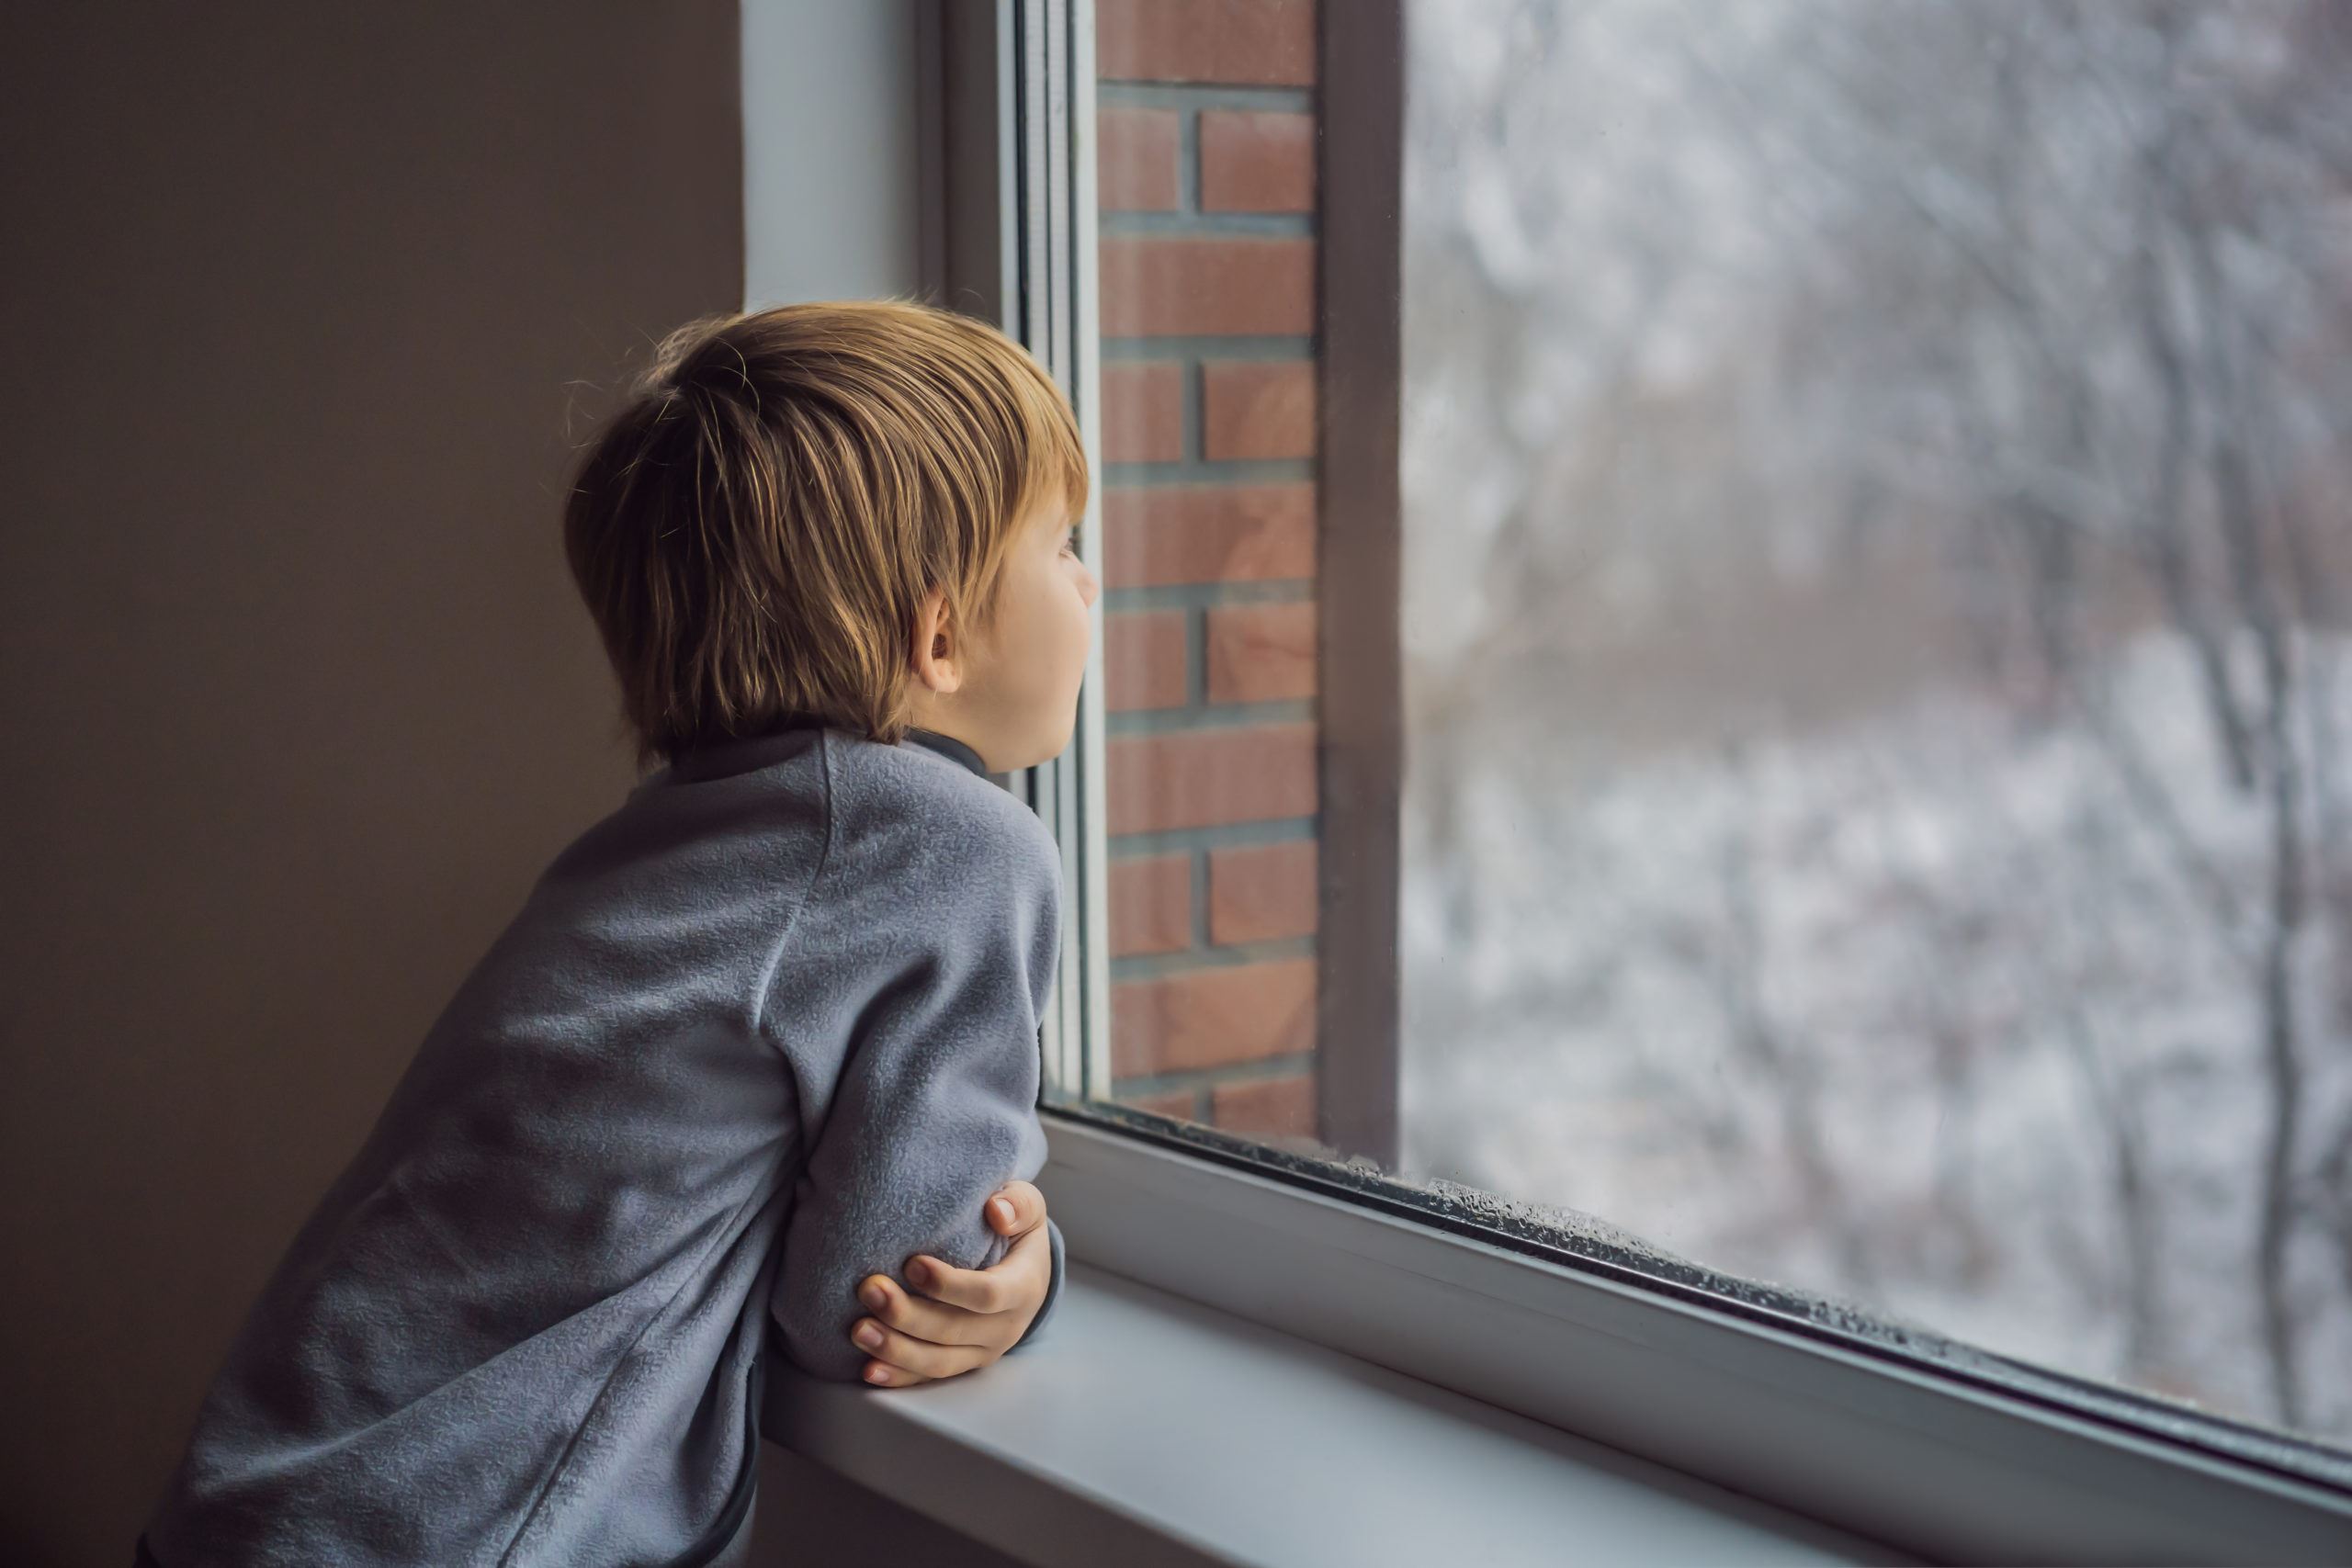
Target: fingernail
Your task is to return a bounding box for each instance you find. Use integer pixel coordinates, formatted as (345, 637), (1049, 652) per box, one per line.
(860, 1283), (886, 1313)
(908, 1258), (931, 1286)
(865, 1364), (889, 1384)
(990, 1197), (1015, 1226)
(854, 1323), (883, 1349)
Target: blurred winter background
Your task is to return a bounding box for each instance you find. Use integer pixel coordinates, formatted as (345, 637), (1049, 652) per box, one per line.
(1394, 0), (2352, 1444)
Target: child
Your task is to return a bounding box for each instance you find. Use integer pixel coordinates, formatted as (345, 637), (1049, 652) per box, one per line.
(137, 298), (1099, 1566)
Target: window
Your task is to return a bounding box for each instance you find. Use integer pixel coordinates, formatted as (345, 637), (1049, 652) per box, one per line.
(942, 0), (2352, 1547)
(1403, 0), (2352, 1455)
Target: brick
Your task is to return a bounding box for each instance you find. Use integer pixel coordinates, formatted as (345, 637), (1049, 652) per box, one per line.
(1109, 723), (1317, 835)
(1101, 237), (1315, 337)
(1202, 360), (1316, 461)
(1212, 1072), (1317, 1138)
(1099, 106), (1182, 210)
(1112, 958), (1317, 1076)
(1102, 361), (1185, 464)
(1096, 0), (1317, 86)
(1209, 840), (1317, 944)
(1118, 1088), (1201, 1121)
(1102, 483), (1315, 589)
(1199, 109), (1317, 211)
(1205, 600), (1316, 704)
(1109, 852), (1193, 957)
(1104, 606), (1191, 712)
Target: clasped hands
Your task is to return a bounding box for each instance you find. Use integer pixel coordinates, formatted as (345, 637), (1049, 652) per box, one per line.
(847, 1179), (1051, 1388)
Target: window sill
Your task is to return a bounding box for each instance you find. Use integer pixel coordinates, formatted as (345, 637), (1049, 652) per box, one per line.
(1025, 1113), (2352, 1563)
(762, 1261), (1892, 1568)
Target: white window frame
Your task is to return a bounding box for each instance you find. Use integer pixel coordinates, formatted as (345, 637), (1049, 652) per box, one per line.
(929, 1), (2352, 1560)
(924, 0), (1113, 1102)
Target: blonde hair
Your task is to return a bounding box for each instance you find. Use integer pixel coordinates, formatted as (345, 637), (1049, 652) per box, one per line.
(561, 298), (1089, 769)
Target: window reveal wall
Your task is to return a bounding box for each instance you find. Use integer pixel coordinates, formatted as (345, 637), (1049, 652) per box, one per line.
(1093, 0), (1331, 1146)
(1089, 0), (1407, 1170)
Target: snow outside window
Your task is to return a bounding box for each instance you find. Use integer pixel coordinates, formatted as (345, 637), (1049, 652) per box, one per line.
(1066, 0), (2352, 1468)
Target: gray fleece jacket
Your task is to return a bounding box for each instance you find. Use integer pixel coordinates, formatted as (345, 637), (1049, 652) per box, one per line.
(140, 716), (1068, 1567)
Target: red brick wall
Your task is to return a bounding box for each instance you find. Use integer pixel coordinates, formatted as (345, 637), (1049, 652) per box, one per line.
(1096, 0), (1322, 1144)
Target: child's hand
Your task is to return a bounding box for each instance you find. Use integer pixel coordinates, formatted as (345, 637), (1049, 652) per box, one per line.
(848, 1179), (1053, 1387)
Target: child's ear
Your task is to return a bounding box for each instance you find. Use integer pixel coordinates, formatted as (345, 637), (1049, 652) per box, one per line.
(911, 585), (964, 694)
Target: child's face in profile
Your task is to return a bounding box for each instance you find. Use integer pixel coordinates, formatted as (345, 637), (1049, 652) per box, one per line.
(916, 491), (1097, 773)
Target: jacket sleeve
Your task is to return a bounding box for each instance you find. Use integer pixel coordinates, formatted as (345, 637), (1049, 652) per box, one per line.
(1007, 1214), (1066, 1353)
(766, 811), (1066, 1382)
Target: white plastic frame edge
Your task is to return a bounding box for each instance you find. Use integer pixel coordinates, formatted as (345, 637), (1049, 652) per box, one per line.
(1041, 1113), (2352, 1564)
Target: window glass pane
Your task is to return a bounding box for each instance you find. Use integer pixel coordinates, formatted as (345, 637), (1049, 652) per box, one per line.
(1076, 0), (2352, 1454)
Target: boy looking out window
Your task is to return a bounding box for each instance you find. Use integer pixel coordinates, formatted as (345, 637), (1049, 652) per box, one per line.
(140, 299), (1099, 1567)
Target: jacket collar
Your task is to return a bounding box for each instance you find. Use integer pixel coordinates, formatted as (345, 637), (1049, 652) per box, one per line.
(661, 714), (989, 784)
(900, 726), (989, 777)
(741, 711), (990, 779)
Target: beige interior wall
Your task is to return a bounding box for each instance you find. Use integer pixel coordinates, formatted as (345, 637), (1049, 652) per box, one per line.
(0, 6), (743, 1561)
